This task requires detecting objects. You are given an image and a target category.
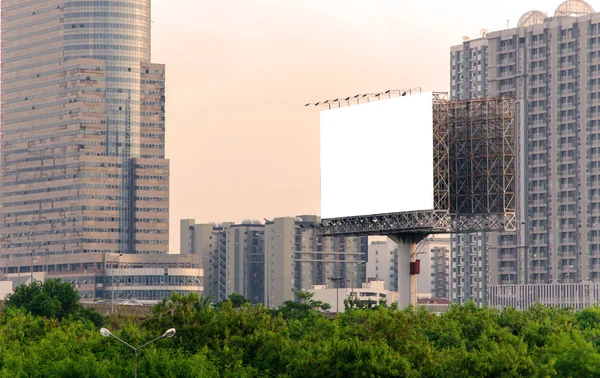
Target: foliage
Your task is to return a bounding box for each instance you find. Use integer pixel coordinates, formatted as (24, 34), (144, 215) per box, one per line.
(271, 291), (331, 320)
(4, 279), (103, 326)
(5, 291), (600, 376)
(214, 292), (248, 309)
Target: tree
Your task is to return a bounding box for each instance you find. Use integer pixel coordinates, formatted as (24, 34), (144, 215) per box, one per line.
(213, 292), (249, 309)
(272, 291), (331, 320)
(4, 279), (102, 325)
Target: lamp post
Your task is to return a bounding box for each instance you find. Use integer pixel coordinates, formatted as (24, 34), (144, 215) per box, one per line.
(110, 253), (123, 314)
(328, 276), (342, 313)
(100, 327), (176, 378)
(349, 261), (366, 307)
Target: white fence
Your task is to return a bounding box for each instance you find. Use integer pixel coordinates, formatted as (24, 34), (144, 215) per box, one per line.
(488, 283), (600, 310)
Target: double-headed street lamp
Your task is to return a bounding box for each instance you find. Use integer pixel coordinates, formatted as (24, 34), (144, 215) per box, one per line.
(349, 261), (366, 306)
(100, 327), (176, 378)
(328, 276), (343, 313)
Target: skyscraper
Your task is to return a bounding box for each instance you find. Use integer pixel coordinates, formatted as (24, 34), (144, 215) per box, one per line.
(450, 0), (600, 304)
(0, 1), (202, 301)
(1, 1), (168, 257)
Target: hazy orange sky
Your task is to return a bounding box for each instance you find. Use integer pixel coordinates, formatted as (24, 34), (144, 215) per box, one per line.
(151, 0), (563, 253)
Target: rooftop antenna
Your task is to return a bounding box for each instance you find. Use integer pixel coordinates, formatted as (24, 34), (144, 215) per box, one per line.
(507, 19), (509, 29)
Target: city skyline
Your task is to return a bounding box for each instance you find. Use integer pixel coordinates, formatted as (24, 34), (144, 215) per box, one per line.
(151, 0), (555, 253)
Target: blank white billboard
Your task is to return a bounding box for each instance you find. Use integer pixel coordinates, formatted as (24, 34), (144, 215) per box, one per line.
(320, 92), (434, 219)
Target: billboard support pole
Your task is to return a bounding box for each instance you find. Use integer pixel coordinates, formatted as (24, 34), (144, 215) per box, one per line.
(389, 233), (426, 309)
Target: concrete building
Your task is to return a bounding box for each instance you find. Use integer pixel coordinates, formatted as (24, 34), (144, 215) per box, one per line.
(180, 220), (263, 303)
(183, 215), (368, 308)
(266, 215), (368, 308)
(0, 252), (202, 301)
(367, 239), (398, 291)
(450, 0), (600, 305)
(309, 280), (397, 313)
(420, 235), (451, 299)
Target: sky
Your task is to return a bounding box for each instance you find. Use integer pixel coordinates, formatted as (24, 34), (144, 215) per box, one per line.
(150, 0), (568, 253)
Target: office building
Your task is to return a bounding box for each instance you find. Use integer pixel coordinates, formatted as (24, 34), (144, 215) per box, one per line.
(0, 1), (205, 301)
(2, 0), (168, 257)
(450, 0), (600, 304)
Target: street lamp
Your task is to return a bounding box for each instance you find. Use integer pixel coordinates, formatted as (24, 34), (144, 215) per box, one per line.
(328, 276), (342, 313)
(110, 253), (123, 314)
(349, 261), (366, 306)
(100, 327), (176, 378)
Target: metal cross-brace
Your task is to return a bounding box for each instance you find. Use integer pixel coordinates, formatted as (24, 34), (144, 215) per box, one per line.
(320, 210), (452, 237)
(433, 92), (451, 212)
(320, 211), (516, 237)
(451, 212), (516, 234)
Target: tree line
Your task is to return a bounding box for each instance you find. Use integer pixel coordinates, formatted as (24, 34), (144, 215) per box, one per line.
(1, 279), (600, 377)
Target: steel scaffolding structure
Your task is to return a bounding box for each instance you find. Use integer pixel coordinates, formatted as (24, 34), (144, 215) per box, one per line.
(449, 97), (515, 217)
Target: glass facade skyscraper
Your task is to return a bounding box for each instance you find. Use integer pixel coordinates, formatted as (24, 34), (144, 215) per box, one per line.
(1, 0), (169, 258)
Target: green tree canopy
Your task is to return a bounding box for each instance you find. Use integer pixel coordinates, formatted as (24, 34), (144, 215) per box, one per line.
(4, 279), (102, 326)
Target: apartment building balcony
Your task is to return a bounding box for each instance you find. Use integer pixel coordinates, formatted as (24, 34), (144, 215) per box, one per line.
(558, 224), (577, 231)
(556, 194), (576, 203)
(499, 267), (517, 274)
(559, 251), (577, 258)
(529, 134), (548, 142)
(591, 264), (600, 271)
(499, 253), (517, 261)
(556, 103), (577, 110)
(558, 265), (577, 272)
(529, 92), (548, 100)
(532, 266), (548, 273)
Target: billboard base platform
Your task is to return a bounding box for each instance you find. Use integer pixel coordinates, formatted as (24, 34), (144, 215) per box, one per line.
(320, 210), (516, 237)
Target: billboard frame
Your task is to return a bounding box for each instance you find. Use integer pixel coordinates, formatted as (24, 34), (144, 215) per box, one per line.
(312, 91), (516, 237)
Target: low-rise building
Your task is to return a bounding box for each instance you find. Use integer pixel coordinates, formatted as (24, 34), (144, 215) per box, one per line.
(308, 280), (397, 313)
(0, 252), (202, 302)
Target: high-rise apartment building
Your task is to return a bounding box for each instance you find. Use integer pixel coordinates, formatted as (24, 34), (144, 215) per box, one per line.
(450, 0), (600, 304)
(182, 215), (368, 308)
(420, 235), (451, 299)
(367, 239), (398, 291)
(266, 215), (367, 308)
(180, 220), (263, 303)
(1, 0), (168, 258)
